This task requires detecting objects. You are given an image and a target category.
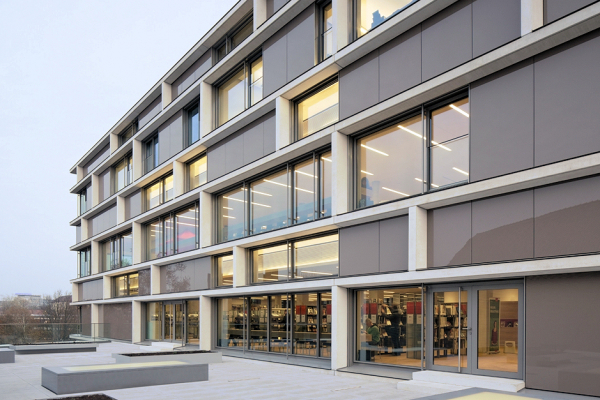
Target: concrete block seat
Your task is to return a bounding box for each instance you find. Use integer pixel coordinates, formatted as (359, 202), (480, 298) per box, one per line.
(0, 348), (15, 363)
(42, 360), (209, 395)
(112, 350), (222, 364)
(10, 343), (98, 354)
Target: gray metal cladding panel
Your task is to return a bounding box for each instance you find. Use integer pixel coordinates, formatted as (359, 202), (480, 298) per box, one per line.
(102, 303), (132, 341)
(471, 191), (534, 263)
(161, 261), (200, 293)
(138, 96), (162, 128)
(243, 120), (264, 165)
(263, 28), (287, 96)
(286, 5), (315, 83)
(526, 272), (600, 397)
(172, 51), (211, 98)
(379, 217), (409, 273)
(378, 25), (422, 102)
(76, 225), (81, 243)
(544, 0), (597, 24)
(126, 190), (142, 220)
(339, 222), (380, 276)
(470, 60), (534, 182)
(194, 257), (212, 290)
(82, 279), (103, 301)
(80, 305), (91, 325)
(138, 269), (151, 296)
(267, 0), (289, 18)
(421, 0), (473, 81)
(534, 176), (600, 258)
(158, 111), (183, 164)
(427, 202), (471, 268)
(86, 185), (93, 209)
(472, 0), (520, 58)
(534, 31), (600, 167)
(92, 205), (117, 236)
(339, 50), (379, 120)
(262, 111), (276, 155)
(207, 142), (227, 181)
(83, 144), (110, 175)
(100, 168), (111, 201)
(225, 133), (245, 173)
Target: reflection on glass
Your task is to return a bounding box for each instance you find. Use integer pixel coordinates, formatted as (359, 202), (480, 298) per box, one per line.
(146, 181), (162, 210)
(147, 219), (162, 261)
(187, 300), (199, 344)
(250, 169), (289, 234)
(357, 0), (413, 37)
(357, 115), (423, 208)
(294, 158), (316, 224)
(120, 124), (135, 144)
(356, 287), (422, 366)
(164, 175), (174, 202)
(79, 188), (87, 215)
(477, 289), (519, 373)
(433, 290), (468, 369)
(103, 241), (113, 271)
(218, 187), (245, 242)
(320, 292), (332, 357)
(164, 215), (174, 257)
(253, 244), (288, 283)
(115, 158), (128, 193)
(322, 3), (333, 60)
(188, 156), (207, 191)
(430, 97), (469, 189)
(146, 301), (162, 340)
(249, 296), (268, 351)
(231, 19), (253, 49)
(294, 293), (317, 356)
(297, 81), (339, 139)
(145, 136), (159, 173)
(217, 254), (234, 287)
(121, 232), (133, 267)
(176, 206), (197, 253)
(250, 57), (263, 106)
(294, 234), (339, 279)
(78, 248), (91, 277)
(218, 68), (246, 126)
(187, 104), (199, 145)
(217, 297), (246, 348)
(320, 152), (332, 217)
(270, 295), (290, 353)
(128, 274), (139, 296)
(215, 43), (227, 63)
(114, 275), (128, 297)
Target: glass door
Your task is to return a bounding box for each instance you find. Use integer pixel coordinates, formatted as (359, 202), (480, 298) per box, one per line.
(163, 301), (184, 344)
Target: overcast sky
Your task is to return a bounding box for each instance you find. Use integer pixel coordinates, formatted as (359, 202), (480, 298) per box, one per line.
(0, 0), (237, 297)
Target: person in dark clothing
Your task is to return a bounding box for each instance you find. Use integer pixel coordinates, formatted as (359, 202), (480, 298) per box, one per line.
(386, 305), (402, 355)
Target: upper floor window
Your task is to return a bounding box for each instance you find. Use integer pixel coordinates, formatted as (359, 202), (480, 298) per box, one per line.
(113, 272), (138, 297)
(186, 102), (200, 146)
(145, 173), (174, 211)
(78, 247), (91, 278)
(296, 78), (339, 140)
(216, 148), (332, 243)
(214, 14), (254, 63)
(102, 231), (133, 272)
(217, 55), (263, 127)
(113, 153), (133, 193)
(319, 2), (333, 61)
(78, 185), (89, 216)
(188, 155), (207, 191)
(144, 134), (159, 173)
(145, 202), (199, 261)
(119, 121), (137, 146)
(355, 0), (414, 38)
(215, 254), (234, 287)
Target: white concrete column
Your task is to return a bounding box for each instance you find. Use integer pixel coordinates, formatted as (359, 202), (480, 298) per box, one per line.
(275, 97), (292, 150)
(409, 206), (427, 271)
(76, 166), (84, 181)
(132, 139), (143, 181)
(91, 303), (101, 337)
(199, 191), (213, 248)
(521, 0), (543, 35)
(254, 0), (267, 30)
(331, 285), (349, 370)
(72, 283), (80, 302)
(161, 82), (173, 109)
(132, 300), (142, 343)
(102, 275), (111, 299)
(200, 82), (214, 138)
(199, 295), (212, 350)
(332, 0), (350, 53)
(151, 264), (161, 295)
(232, 246), (247, 288)
(173, 160), (186, 197)
(116, 195), (126, 224)
(133, 222), (143, 264)
(91, 240), (101, 274)
(81, 218), (89, 241)
(91, 174), (100, 207)
(331, 131), (349, 215)
(109, 132), (119, 154)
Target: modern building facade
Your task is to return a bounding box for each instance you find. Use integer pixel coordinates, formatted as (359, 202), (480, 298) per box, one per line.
(69, 0), (600, 396)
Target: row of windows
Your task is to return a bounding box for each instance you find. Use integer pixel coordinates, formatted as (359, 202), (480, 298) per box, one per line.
(102, 231), (133, 272)
(114, 271), (139, 297)
(146, 202), (199, 262)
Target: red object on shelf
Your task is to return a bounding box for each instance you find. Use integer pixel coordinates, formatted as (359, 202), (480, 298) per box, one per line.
(300, 305), (307, 315)
(461, 304), (467, 314)
(326, 304), (331, 315)
(369, 303), (377, 314)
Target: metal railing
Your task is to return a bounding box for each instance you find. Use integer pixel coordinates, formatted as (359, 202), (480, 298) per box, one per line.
(0, 323), (110, 345)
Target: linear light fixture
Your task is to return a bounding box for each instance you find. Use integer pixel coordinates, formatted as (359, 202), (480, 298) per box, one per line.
(321, 157), (332, 163)
(295, 187), (314, 194)
(264, 179), (289, 188)
(175, 222), (197, 227)
(415, 178), (424, 182)
(223, 206), (233, 210)
(399, 125), (422, 138)
(251, 201), (271, 208)
(296, 170), (316, 178)
(361, 170), (374, 176)
(360, 26), (368, 34)
(223, 196), (245, 203)
(361, 144), (389, 156)
(300, 271), (333, 275)
(252, 190), (272, 197)
(223, 215), (236, 219)
(382, 187), (409, 196)
(431, 183), (439, 188)
(431, 140), (451, 151)
(453, 167), (469, 176)
(450, 104), (470, 117)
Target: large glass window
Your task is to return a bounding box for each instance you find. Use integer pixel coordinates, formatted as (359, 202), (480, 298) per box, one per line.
(119, 121), (137, 146)
(296, 80), (339, 140)
(113, 272), (139, 297)
(356, 287), (423, 366)
(293, 293), (317, 355)
(147, 219), (163, 261)
(217, 187), (246, 242)
(355, 0), (414, 38)
(320, 2), (333, 61)
(214, 15), (253, 63)
(217, 297), (246, 348)
(270, 295), (290, 353)
(175, 205), (198, 253)
(217, 56), (264, 126)
(249, 296), (268, 351)
(145, 202), (198, 261)
(78, 247), (91, 278)
(145, 301), (163, 340)
(428, 97), (470, 190)
(216, 254), (234, 287)
(253, 243), (289, 283)
(187, 103), (200, 146)
(78, 186), (88, 216)
(102, 231), (133, 271)
(145, 173), (174, 211)
(250, 169), (289, 235)
(356, 114), (423, 208)
(319, 152), (332, 217)
(144, 134), (159, 173)
(114, 154), (133, 193)
(250, 58), (263, 106)
(188, 155), (207, 191)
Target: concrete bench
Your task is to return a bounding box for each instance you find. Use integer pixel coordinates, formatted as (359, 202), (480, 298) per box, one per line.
(42, 360), (209, 395)
(112, 350), (222, 364)
(10, 343), (98, 354)
(0, 348), (15, 363)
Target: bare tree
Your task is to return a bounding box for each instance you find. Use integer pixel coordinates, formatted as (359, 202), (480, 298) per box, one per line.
(0, 296), (35, 344)
(40, 291), (79, 342)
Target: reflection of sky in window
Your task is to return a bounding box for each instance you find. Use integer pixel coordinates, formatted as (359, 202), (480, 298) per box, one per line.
(360, 0), (412, 33)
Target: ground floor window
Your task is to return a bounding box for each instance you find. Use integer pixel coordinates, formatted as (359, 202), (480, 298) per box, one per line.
(144, 299), (199, 344)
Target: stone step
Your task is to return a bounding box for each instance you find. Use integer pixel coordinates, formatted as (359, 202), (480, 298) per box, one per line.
(397, 380), (470, 395)
(412, 371), (524, 392)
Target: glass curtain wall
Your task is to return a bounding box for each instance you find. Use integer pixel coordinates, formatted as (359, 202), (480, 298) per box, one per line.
(146, 301), (163, 340)
(249, 296), (268, 351)
(270, 295), (290, 353)
(188, 155), (207, 191)
(145, 202), (199, 261)
(217, 297), (246, 348)
(175, 205), (198, 253)
(114, 272), (139, 297)
(253, 243), (289, 283)
(144, 135), (159, 173)
(146, 181), (163, 210)
(102, 231), (133, 271)
(250, 169), (289, 235)
(217, 187), (246, 242)
(297, 80), (339, 140)
(214, 16), (253, 63)
(320, 2), (333, 60)
(294, 293), (317, 355)
(356, 0), (414, 37)
(78, 247), (91, 278)
(187, 300), (200, 345)
(319, 152), (332, 217)
(216, 254), (234, 287)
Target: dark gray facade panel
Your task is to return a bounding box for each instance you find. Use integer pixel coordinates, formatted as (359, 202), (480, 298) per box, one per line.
(76, 225), (81, 243)
(378, 26), (422, 102)
(534, 176), (600, 258)
(138, 96), (162, 128)
(225, 133), (245, 173)
(263, 28), (288, 96)
(544, 0), (597, 24)
(262, 111), (276, 155)
(86, 185), (93, 209)
(427, 202), (471, 268)
(158, 111), (183, 164)
(125, 190), (142, 221)
(160, 259), (208, 293)
(100, 168), (111, 201)
(339, 222), (380, 276)
(171, 51), (211, 98)
(472, 191), (534, 263)
(138, 269), (151, 296)
(379, 217), (409, 273)
(80, 305), (91, 325)
(534, 31), (600, 166)
(472, 0), (520, 58)
(91, 204), (117, 236)
(339, 50), (379, 120)
(102, 303), (132, 341)
(267, 0), (289, 18)
(243, 121), (264, 165)
(82, 144), (110, 175)
(421, 0), (472, 81)
(207, 142), (227, 181)
(526, 272), (600, 397)
(286, 5), (316, 84)
(194, 257), (212, 290)
(470, 60), (534, 182)
(82, 279), (103, 301)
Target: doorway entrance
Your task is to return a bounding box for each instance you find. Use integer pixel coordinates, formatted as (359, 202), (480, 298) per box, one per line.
(163, 301), (184, 343)
(426, 281), (523, 379)
(145, 300), (199, 345)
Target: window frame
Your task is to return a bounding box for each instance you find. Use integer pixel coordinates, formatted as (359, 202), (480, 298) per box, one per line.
(77, 247), (91, 278)
(214, 253), (234, 288)
(213, 13), (254, 64)
(293, 75), (339, 142)
(101, 230), (133, 272)
(112, 271), (139, 298)
(118, 120), (138, 147)
(184, 100), (200, 148)
(186, 153), (208, 192)
(352, 0), (418, 40)
(143, 133), (159, 174)
(318, 1), (333, 62)
(143, 172), (174, 211)
(113, 153), (133, 194)
(78, 186), (88, 216)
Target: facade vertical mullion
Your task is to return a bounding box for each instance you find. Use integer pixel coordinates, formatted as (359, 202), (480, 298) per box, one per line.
(317, 292), (321, 358)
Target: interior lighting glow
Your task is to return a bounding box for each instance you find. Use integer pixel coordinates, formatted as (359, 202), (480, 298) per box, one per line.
(361, 170), (374, 176)
(361, 144), (389, 156)
(450, 104), (470, 117)
(453, 167), (469, 176)
(431, 140), (451, 151)
(399, 125), (423, 138)
(382, 187), (409, 196)
(251, 190), (272, 197)
(264, 179), (289, 188)
(223, 215), (236, 219)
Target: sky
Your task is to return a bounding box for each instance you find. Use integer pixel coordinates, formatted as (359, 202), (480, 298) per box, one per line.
(0, 0), (238, 297)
